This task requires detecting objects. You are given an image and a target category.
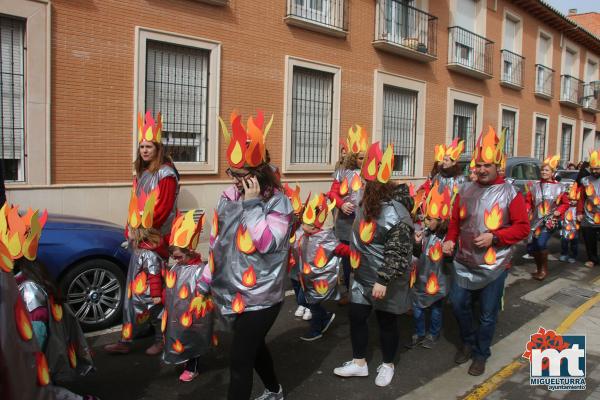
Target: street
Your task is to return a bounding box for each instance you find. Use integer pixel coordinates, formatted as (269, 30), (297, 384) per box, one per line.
(61, 239), (600, 400)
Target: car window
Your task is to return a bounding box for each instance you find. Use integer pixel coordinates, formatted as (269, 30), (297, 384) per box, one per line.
(524, 164), (540, 180)
(511, 164), (524, 180)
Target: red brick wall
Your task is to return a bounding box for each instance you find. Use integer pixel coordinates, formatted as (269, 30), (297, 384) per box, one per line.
(570, 13), (600, 38)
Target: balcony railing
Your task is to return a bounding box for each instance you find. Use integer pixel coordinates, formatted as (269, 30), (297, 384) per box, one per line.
(500, 49), (524, 89)
(582, 81), (600, 113)
(535, 64), (553, 98)
(285, 0), (348, 37)
(447, 26), (493, 79)
(560, 75), (583, 107)
(373, 0), (437, 62)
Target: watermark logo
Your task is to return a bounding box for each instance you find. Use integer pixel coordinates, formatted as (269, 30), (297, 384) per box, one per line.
(522, 327), (586, 391)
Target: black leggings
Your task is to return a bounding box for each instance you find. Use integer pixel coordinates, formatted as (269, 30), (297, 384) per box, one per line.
(350, 302), (399, 364)
(228, 303), (282, 400)
(582, 226), (600, 264)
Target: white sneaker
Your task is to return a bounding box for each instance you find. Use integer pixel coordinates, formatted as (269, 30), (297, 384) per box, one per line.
(254, 385), (284, 400)
(375, 363), (395, 387)
(522, 254), (534, 260)
(294, 305), (306, 317)
(333, 360), (369, 377)
(302, 308), (312, 321)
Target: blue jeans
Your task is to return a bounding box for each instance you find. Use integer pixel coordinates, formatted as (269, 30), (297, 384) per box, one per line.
(527, 229), (552, 253)
(308, 303), (330, 334)
(449, 269), (507, 360)
(291, 279), (308, 308)
(561, 237), (578, 258)
(413, 299), (444, 338)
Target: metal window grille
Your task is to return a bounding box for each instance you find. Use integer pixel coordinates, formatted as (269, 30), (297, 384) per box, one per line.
(534, 117), (547, 160)
(500, 50), (523, 87)
(452, 100), (477, 157)
(0, 17), (24, 182)
(287, 0), (347, 31)
(145, 40), (209, 163)
(560, 124), (572, 166)
(561, 75), (583, 105)
(290, 66), (334, 165)
(382, 85), (417, 176)
(448, 26), (494, 76)
(535, 64), (553, 97)
(501, 109), (516, 157)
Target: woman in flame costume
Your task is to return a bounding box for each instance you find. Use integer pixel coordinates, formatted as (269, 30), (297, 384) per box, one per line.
(525, 155), (569, 280)
(211, 110), (292, 400)
(333, 142), (415, 388)
(296, 192), (350, 341)
(421, 138), (467, 199)
(560, 182), (581, 263)
(443, 126), (529, 376)
(577, 150), (600, 268)
(129, 111), (179, 244)
(327, 125), (367, 304)
(105, 195), (166, 356)
(408, 182), (452, 350)
(163, 210), (214, 383)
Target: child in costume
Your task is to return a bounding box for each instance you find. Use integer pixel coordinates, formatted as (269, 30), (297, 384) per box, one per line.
(408, 182), (452, 349)
(560, 182), (580, 263)
(163, 210), (215, 382)
(297, 193), (350, 341)
(105, 190), (166, 355)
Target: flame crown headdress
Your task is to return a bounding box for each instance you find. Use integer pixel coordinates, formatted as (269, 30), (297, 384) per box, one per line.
(543, 154), (560, 171)
(589, 149), (600, 168)
(568, 182), (581, 201)
(424, 182), (451, 220)
(284, 183), (304, 215)
(137, 111), (162, 144)
(346, 125), (369, 154)
(128, 184), (158, 229)
(474, 126), (505, 165)
(434, 138), (465, 162)
(169, 210), (205, 250)
(219, 110), (274, 168)
(302, 193), (336, 229)
(361, 142), (394, 183)
(0, 204), (48, 263)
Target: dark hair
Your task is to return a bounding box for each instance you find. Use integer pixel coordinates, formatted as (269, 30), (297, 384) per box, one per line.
(576, 161), (590, 185)
(168, 246), (198, 258)
(439, 162), (462, 178)
(360, 180), (396, 221)
(15, 258), (63, 304)
(134, 142), (174, 177)
(248, 162), (282, 201)
(428, 161), (439, 179)
(343, 153), (360, 170)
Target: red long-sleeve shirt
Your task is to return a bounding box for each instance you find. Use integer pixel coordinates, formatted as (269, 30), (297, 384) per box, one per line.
(152, 176), (178, 230)
(524, 180), (570, 218)
(445, 176), (530, 247)
(328, 179), (345, 209)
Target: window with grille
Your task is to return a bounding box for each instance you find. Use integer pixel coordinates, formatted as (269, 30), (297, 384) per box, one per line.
(0, 17), (24, 181)
(501, 109), (516, 157)
(145, 40), (209, 163)
(381, 85), (417, 176)
(561, 123), (572, 166)
(452, 100), (477, 157)
(534, 117), (547, 160)
(290, 66), (334, 165)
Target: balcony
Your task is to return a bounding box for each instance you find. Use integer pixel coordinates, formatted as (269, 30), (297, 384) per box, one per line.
(534, 64), (553, 99)
(447, 26), (493, 80)
(582, 81), (600, 113)
(285, 0), (348, 38)
(499, 50), (523, 89)
(372, 0), (437, 62)
(560, 75), (583, 108)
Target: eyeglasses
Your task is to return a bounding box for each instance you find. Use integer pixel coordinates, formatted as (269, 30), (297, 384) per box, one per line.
(226, 168), (252, 180)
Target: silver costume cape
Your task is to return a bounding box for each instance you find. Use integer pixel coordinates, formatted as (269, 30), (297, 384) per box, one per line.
(561, 205), (579, 240)
(454, 181), (517, 290)
(431, 173), (467, 199)
(289, 227), (304, 282)
(411, 231), (450, 308)
(162, 261), (214, 365)
(333, 169), (363, 241)
(298, 229), (341, 304)
(350, 199), (414, 314)
(581, 176), (600, 227)
(528, 181), (565, 239)
(134, 164), (179, 237)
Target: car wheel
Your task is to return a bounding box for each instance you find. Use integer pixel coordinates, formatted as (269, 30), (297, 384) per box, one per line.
(59, 259), (125, 332)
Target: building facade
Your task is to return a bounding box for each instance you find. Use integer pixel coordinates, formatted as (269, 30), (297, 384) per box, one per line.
(3, 0), (600, 229)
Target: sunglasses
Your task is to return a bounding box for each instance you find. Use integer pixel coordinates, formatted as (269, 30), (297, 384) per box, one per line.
(226, 168), (252, 180)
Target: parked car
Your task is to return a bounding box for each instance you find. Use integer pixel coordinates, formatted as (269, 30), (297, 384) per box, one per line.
(37, 215), (131, 332)
(504, 157), (541, 193)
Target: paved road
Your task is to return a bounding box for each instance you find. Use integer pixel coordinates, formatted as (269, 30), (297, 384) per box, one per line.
(65, 241), (600, 400)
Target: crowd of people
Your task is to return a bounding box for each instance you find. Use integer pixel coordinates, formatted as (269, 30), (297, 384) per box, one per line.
(1, 109), (599, 400)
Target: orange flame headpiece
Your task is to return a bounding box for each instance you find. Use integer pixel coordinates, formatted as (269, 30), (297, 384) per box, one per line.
(542, 154), (560, 171)
(0, 204), (48, 262)
(127, 185), (158, 229)
(169, 210), (205, 250)
(283, 183), (304, 215)
(434, 138), (465, 162)
(302, 193), (335, 229)
(361, 142), (394, 183)
(424, 182), (451, 220)
(473, 126), (505, 165)
(568, 182), (581, 201)
(220, 110), (273, 168)
(589, 149), (600, 168)
(346, 125), (369, 154)
(137, 111), (162, 144)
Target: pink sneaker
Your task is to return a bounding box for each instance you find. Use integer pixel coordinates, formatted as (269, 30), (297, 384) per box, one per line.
(179, 370), (199, 382)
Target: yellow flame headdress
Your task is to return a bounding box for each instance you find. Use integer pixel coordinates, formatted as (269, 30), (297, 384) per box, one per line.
(137, 111), (162, 144)
(361, 142), (394, 183)
(424, 182), (451, 220)
(219, 110), (273, 168)
(283, 183), (304, 215)
(589, 149), (600, 168)
(346, 125), (369, 154)
(474, 126), (505, 165)
(434, 138), (465, 162)
(302, 193), (336, 229)
(169, 210), (205, 250)
(127, 184), (158, 230)
(568, 182), (581, 201)
(0, 204), (48, 264)
(542, 154), (560, 171)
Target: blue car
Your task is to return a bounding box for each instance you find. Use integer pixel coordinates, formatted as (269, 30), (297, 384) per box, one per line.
(37, 214), (131, 332)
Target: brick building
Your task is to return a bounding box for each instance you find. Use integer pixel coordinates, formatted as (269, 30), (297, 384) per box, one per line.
(569, 10), (600, 38)
(4, 0), (600, 230)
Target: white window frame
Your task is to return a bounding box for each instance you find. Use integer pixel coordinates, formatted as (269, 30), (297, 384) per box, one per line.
(446, 88), (483, 150)
(531, 112), (549, 159)
(502, 9), (522, 54)
(581, 121), (597, 161)
(372, 70), (426, 178)
(134, 27), (221, 174)
(282, 56), (341, 174)
(584, 53), (599, 82)
(497, 104), (519, 157)
(558, 116), (576, 165)
(536, 29), (553, 68)
(561, 39), (580, 79)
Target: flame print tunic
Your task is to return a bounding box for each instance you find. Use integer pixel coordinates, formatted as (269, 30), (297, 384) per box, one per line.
(289, 227), (304, 282)
(297, 229), (341, 304)
(333, 168), (363, 241)
(581, 176), (600, 227)
(411, 231), (449, 308)
(561, 206), (579, 240)
(527, 181), (565, 237)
